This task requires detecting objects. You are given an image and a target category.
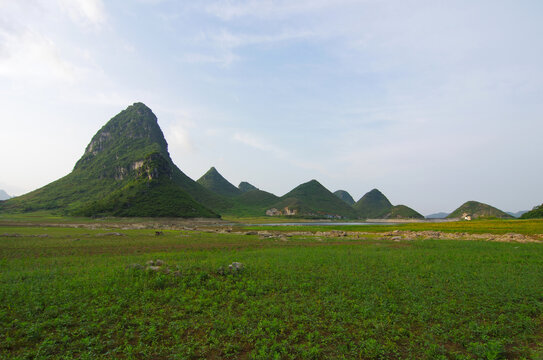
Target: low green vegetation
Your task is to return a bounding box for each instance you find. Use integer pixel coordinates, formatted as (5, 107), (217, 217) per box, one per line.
(1, 219), (542, 359)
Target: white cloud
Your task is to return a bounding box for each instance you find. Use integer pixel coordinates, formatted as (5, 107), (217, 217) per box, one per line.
(233, 132), (286, 157)
(57, 0), (106, 28)
(0, 29), (84, 83)
(205, 0), (361, 20)
(180, 51), (240, 67)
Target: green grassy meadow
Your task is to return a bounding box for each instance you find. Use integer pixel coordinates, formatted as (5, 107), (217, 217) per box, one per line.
(1, 220), (542, 359)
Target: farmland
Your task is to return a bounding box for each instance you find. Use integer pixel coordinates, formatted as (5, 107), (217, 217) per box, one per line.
(0, 218), (542, 359)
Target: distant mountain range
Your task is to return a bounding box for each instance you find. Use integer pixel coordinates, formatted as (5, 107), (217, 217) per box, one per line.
(507, 210), (528, 218)
(1, 103), (539, 220)
(0, 189), (11, 201)
(426, 212), (449, 219)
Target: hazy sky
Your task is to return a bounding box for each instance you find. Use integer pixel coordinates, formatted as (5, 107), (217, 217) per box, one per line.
(1, 0), (542, 215)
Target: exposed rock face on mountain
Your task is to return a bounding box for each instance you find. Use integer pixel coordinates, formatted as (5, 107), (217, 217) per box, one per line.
(268, 180), (357, 218)
(1, 103), (219, 218)
(0, 189), (11, 201)
(353, 189), (393, 219)
(447, 201), (513, 220)
(197, 167), (242, 198)
(333, 190), (355, 206)
(520, 204), (543, 219)
(239, 181), (258, 193)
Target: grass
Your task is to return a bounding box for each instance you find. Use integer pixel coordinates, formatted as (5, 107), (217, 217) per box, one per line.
(1, 220), (542, 359)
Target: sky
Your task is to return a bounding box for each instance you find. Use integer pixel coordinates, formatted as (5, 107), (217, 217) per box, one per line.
(1, 0), (542, 215)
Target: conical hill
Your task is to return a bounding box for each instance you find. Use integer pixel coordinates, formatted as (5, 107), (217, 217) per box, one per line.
(197, 167), (242, 197)
(353, 189), (393, 218)
(270, 180), (357, 218)
(1, 103), (219, 217)
(447, 201), (513, 219)
(334, 190), (355, 205)
(239, 181), (258, 193)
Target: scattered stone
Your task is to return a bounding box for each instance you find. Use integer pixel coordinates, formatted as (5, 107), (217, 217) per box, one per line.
(245, 231), (258, 235)
(146, 266), (161, 272)
(391, 236), (402, 241)
(97, 232), (125, 237)
(229, 262), (244, 271)
(155, 259), (164, 266)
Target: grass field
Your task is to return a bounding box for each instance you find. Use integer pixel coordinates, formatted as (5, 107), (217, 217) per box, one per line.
(1, 219), (542, 359)
(241, 218), (543, 235)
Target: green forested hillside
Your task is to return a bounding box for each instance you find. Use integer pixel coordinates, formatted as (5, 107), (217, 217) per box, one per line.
(447, 201), (513, 219)
(353, 189), (393, 218)
(385, 205), (424, 219)
(270, 180), (358, 218)
(520, 204), (543, 219)
(197, 167), (242, 198)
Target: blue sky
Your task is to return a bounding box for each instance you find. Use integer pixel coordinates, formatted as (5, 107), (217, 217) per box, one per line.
(1, 0), (542, 215)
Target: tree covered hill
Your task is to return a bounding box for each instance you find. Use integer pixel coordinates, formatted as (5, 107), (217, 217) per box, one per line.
(269, 180), (358, 218)
(197, 167), (242, 198)
(447, 201), (513, 219)
(521, 204), (543, 219)
(353, 189), (393, 219)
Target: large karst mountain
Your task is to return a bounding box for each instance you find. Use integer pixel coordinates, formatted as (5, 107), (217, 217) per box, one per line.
(1, 103), (220, 217)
